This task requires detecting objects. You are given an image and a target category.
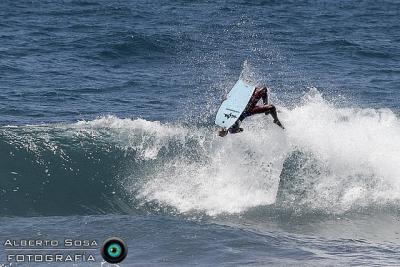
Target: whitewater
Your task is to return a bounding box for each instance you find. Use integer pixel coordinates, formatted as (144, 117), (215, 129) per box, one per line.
(2, 90), (399, 218)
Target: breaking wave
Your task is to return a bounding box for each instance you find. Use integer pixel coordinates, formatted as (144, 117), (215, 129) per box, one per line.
(0, 90), (399, 216)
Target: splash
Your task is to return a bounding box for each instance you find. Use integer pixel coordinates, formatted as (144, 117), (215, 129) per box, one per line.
(281, 89), (400, 212)
(138, 120), (288, 215)
(136, 89), (400, 215)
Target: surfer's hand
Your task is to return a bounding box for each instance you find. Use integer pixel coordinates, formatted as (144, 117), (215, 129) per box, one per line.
(222, 94), (228, 101)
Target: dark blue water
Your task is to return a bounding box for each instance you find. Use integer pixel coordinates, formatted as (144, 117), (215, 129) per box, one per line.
(1, 0), (400, 266)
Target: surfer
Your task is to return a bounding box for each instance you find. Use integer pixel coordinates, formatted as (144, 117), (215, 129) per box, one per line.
(218, 86), (284, 137)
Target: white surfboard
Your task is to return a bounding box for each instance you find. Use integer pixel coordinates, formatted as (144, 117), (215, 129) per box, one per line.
(215, 79), (256, 129)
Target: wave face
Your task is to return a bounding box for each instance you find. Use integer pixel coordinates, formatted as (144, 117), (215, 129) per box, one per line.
(0, 90), (399, 216)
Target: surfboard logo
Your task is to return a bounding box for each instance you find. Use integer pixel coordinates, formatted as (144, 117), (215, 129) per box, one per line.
(224, 113), (237, 119)
(226, 108), (240, 113)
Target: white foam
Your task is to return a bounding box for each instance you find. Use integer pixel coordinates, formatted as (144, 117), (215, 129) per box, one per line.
(138, 120), (288, 215)
(282, 89), (400, 212)
(73, 95), (400, 215)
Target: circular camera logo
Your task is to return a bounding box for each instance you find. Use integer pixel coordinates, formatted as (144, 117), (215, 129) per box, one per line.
(101, 237), (128, 264)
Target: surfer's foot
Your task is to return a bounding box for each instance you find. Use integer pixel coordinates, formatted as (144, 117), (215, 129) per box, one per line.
(273, 120), (285, 129)
(230, 127), (243, 134)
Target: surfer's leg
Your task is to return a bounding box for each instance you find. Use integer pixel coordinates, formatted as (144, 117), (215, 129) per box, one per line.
(248, 105), (284, 129)
(268, 106), (284, 129)
(247, 87), (267, 110)
(253, 87), (267, 101)
(260, 86), (268, 104)
(248, 104), (274, 115)
(267, 105), (284, 129)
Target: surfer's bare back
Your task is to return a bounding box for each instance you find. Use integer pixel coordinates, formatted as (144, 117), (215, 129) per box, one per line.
(218, 86), (284, 137)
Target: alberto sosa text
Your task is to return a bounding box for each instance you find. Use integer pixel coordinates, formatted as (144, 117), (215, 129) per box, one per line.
(3, 239), (99, 264)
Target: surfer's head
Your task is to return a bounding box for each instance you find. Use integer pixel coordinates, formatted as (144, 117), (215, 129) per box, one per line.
(218, 128), (228, 137)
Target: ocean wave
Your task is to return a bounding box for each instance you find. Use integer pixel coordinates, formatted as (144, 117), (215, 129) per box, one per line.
(1, 91), (400, 217)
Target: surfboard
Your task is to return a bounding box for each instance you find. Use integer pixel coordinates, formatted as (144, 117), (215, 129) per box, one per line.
(215, 79), (256, 129)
